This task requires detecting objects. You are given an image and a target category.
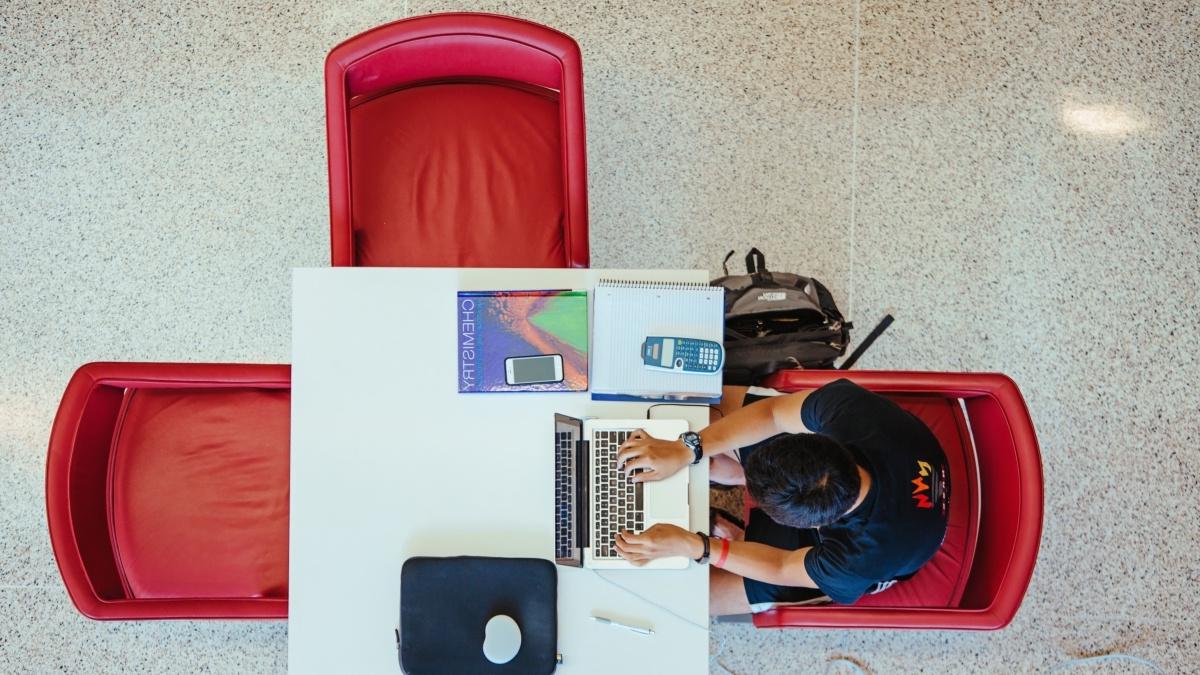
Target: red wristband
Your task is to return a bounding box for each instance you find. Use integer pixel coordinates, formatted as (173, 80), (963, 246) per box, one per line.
(713, 537), (731, 568)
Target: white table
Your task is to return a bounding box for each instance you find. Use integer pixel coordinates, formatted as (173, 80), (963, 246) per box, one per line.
(289, 268), (710, 674)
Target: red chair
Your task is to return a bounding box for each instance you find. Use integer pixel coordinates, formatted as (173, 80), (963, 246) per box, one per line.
(46, 362), (291, 619)
(746, 370), (1043, 630)
(324, 13), (590, 268)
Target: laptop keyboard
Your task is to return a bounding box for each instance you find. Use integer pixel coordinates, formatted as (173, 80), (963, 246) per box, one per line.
(555, 430), (576, 560)
(592, 429), (645, 559)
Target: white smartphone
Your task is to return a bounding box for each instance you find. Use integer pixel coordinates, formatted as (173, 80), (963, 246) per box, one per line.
(504, 354), (564, 385)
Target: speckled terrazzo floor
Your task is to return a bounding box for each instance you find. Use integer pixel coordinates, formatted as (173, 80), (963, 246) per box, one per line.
(2, 1), (1197, 673)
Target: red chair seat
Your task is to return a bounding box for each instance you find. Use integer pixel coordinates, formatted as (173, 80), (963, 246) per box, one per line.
(349, 82), (565, 267)
(109, 388), (290, 600)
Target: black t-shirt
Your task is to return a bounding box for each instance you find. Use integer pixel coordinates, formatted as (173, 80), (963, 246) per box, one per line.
(799, 379), (949, 604)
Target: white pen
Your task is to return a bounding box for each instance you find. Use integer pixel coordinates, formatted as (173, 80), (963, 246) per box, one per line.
(591, 614), (654, 636)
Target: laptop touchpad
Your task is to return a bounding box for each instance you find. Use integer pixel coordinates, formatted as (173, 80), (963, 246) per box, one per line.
(644, 468), (690, 523)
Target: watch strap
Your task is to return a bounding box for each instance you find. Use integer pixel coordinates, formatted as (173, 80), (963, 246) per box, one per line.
(694, 532), (711, 564)
(680, 431), (703, 465)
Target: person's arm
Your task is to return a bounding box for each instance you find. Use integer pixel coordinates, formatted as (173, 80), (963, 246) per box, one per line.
(616, 390), (815, 482)
(614, 524), (817, 589)
(700, 389), (814, 456)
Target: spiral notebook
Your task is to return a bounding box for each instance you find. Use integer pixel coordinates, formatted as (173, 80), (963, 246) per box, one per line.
(591, 279), (725, 403)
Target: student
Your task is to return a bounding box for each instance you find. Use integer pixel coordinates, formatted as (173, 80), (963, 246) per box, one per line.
(614, 379), (949, 615)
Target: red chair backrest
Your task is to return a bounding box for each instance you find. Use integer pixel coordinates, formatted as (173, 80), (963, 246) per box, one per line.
(325, 13), (590, 268)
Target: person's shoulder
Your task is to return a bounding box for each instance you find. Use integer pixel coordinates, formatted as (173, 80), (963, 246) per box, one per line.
(813, 522), (920, 586)
(820, 378), (865, 395)
(802, 378), (875, 430)
(805, 530), (892, 595)
(810, 378), (888, 412)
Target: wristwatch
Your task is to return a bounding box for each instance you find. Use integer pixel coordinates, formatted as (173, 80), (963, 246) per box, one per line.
(679, 431), (703, 465)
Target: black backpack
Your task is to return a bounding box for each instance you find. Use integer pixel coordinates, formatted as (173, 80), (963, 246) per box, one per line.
(711, 249), (862, 385)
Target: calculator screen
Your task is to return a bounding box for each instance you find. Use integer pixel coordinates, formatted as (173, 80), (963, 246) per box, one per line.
(660, 339), (674, 366)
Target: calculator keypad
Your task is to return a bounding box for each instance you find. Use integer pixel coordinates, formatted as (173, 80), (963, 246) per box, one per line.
(675, 340), (722, 372)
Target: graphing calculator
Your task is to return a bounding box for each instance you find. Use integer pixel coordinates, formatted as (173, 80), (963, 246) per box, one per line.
(641, 337), (724, 374)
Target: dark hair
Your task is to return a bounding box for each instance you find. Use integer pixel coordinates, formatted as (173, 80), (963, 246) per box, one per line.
(745, 434), (861, 529)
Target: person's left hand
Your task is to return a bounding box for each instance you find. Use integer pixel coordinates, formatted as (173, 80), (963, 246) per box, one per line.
(614, 524), (703, 565)
(615, 429), (692, 483)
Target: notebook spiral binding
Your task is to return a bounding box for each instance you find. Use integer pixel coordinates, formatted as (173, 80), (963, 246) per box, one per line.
(596, 279), (714, 290)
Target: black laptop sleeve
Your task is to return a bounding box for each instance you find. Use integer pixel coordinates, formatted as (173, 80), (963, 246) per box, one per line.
(399, 556), (558, 674)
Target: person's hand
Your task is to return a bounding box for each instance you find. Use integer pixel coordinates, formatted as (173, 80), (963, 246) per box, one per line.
(614, 524), (703, 565)
(616, 429), (692, 483)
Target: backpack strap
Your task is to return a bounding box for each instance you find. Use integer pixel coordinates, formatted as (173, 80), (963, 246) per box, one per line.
(745, 248), (766, 274)
(808, 277), (844, 323)
(745, 248), (773, 283)
(722, 250), (736, 276)
(839, 314), (894, 370)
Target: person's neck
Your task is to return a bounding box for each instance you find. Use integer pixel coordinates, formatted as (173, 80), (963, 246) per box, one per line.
(843, 465), (873, 516)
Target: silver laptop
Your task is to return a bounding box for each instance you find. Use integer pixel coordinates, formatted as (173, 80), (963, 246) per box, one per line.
(554, 414), (691, 570)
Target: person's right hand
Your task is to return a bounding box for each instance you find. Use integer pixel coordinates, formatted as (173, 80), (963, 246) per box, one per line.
(615, 429), (692, 483)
